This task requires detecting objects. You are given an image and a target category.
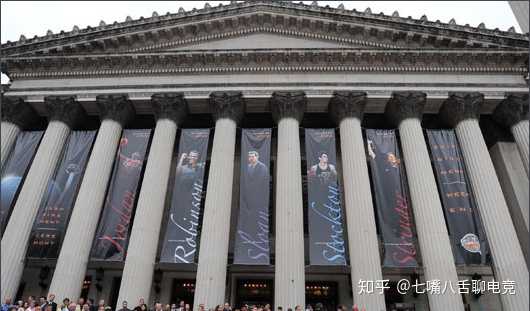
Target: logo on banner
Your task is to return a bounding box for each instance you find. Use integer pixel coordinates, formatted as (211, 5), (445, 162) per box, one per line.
(460, 233), (481, 254)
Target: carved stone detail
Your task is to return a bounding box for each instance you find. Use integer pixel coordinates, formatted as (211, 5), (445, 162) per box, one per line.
(151, 92), (188, 123)
(439, 92), (484, 127)
(270, 91), (307, 123)
(384, 91), (426, 126)
(1, 96), (38, 128)
(44, 95), (86, 128)
(96, 94), (135, 126)
(209, 91), (245, 124)
(492, 93), (529, 128)
(328, 91), (367, 124)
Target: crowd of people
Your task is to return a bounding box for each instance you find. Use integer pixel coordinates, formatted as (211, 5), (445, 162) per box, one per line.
(2, 296), (368, 311)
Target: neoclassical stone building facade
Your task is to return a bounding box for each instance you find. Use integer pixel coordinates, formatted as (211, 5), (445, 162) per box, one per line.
(1, 1), (528, 311)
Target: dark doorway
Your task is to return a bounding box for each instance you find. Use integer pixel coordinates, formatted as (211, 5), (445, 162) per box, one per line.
(305, 281), (338, 311)
(170, 279), (195, 305)
(235, 279), (273, 307)
(108, 277), (122, 311)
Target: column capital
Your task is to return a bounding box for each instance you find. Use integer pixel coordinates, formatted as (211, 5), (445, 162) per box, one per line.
(385, 91), (426, 127)
(270, 91), (307, 124)
(492, 93), (529, 128)
(440, 92), (484, 127)
(151, 93), (188, 124)
(328, 91), (367, 125)
(1, 96), (38, 128)
(209, 91), (245, 124)
(96, 94), (135, 126)
(44, 95), (86, 128)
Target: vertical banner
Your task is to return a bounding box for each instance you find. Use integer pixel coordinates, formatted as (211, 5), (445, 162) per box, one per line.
(305, 129), (347, 266)
(27, 131), (96, 259)
(91, 129), (151, 261)
(427, 130), (489, 265)
(365, 129), (418, 267)
(160, 129), (210, 264)
(233, 129), (271, 265)
(1, 131), (43, 234)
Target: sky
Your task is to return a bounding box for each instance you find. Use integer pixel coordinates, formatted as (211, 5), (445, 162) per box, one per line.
(0, 1), (524, 83)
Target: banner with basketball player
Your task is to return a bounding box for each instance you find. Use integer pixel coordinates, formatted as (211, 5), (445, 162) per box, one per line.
(427, 130), (489, 265)
(160, 129), (210, 264)
(0, 131), (43, 235)
(233, 128), (272, 265)
(27, 131), (96, 259)
(91, 129), (151, 261)
(365, 129), (418, 268)
(305, 128), (347, 266)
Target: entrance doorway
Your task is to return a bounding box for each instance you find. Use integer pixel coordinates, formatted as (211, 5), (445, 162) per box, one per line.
(235, 279), (273, 307)
(170, 279), (195, 305)
(305, 281), (338, 311)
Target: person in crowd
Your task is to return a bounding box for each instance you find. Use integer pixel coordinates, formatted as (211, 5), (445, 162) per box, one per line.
(286, 308), (292, 311)
(34, 306), (41, 311)
(2, 298), (13, 311)
(86, 299), (95, 311)
(139, 305), (147, 311)
(59, 299), (69, 311)
(8, 307), (18, 311)
(214, 306), (223, 311)
(46, 295), (57, 311)
(153, 303), (163, 311)
(276, 307), (282, 311)
(38, 298), (46, 309)
(183, 305), (190, 311)
(97, 307), (105, 311)
(222, 304), (230, 311)
(25, 300), (35, 311)
(97, 301), (105, 310)
(67, 303), (76, 311)
(118, 301), (130, 311)
(294, 306), (302, 311)
(82, 304), (90, 311)
(135, 300), (144, 311)
(197, 304), (205, 311)
(163, 305), (170, 311)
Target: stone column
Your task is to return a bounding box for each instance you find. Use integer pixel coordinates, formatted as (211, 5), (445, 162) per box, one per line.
(1, 96), (85, 301)
(385, 92), (464, 311)
(440, 92), (529, 311)
(117, 93), (187, 307)
(492, 93), (529, 176)
(328, 92), (386, 311)
(48, 95), (135, 300)
(1, 97), (38, 167)
(271, 92), (306, 309)
(193, 92), (244, 309)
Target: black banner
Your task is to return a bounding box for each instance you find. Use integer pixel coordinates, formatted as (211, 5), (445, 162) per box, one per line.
(233, 129), (271, 265)
(1, 131), (43, 234)
(427, 130), (489, 265)
(366, 129), (418, 267)
(305, 129), (347, 266)
(27, 131), (96, 259)
(91, 129), (151, 261)
(160, 129), (210, 264)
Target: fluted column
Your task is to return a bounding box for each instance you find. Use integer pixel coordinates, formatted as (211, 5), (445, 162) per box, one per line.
(271, 92), (306, 308)
(386, 92), (464, 311)
(328, 92), (385, 311)
(117, 93), (187, 307)
(48, 95), (135, 300)
(1, 97), (38, 167)
(193, 92), (244, 309)
(1, 96), (85, 301)
(493, 93), (529, 176)
(440, 92), (529, 311)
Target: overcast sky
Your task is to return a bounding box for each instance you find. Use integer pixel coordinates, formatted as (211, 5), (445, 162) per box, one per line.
(0, 1), (524, 83)
(0, 1), (523, 43)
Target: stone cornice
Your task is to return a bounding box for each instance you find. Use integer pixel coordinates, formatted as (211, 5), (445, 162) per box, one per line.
(1, 1), (527, 57)
(3, 49), (527, 79)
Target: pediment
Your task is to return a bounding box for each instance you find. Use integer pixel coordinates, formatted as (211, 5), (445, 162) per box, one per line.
(1, 0), (528, 58)
(164, 33), (358, 51)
